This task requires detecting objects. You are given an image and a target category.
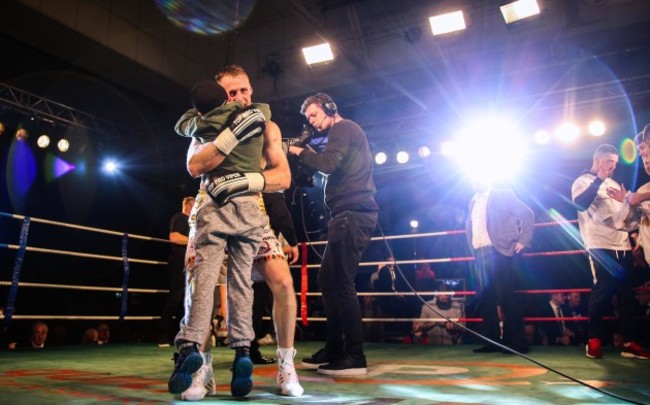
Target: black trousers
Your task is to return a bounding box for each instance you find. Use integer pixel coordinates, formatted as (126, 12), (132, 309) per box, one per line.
(587, 249), (635, 341)
(252, 281), (273, 340)
(159, 255), (185, 340)
(318, 210), (378, 356)
(474, 246), (527, 349)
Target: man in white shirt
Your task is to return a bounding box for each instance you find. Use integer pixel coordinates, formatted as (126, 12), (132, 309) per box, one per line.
(571, 143), (648, 360)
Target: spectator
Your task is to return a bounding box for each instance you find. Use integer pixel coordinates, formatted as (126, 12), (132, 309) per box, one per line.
(611, 331), (624, 348)
(410, 293), (464, 345)
(537, 293), (575, 346)
(158, 196), (194, 347)
(97, 323), (110, 345)
(524, 324), (542, 346)
(414, 261), (436, 292)
(563, 292), (588, 345)
(634, 281), (650, 345)
(82, 328), (99, 345)
(374, 256), (406, 337)
(28, 321), (48, 349)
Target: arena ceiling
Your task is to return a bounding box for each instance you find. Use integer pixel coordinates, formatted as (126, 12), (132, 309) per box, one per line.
(2, 0), (650, 142)
(2, 0), (650, 236)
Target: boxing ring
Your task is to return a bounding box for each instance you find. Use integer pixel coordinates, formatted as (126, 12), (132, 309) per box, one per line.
(1, 211), (648, 404)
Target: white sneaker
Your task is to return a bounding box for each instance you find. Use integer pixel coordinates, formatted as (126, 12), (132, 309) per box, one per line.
(181, 352), (216, 401)
(277, 348), (304, 397)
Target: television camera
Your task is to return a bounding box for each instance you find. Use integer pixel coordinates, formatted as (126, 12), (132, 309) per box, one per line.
(282, 125), (323, 188)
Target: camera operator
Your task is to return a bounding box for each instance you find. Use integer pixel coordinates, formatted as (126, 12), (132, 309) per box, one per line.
(288, 93), (378, 376)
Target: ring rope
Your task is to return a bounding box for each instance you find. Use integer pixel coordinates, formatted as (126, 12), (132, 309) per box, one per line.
(0, 281), (168, 294)
(0, 211), (169, 243)
(267, 316), (624, 323)
(299, 287), (635, 297)
(289, 249), (586, 270)
(0, 243), (167, 265)
(0, 315), (160, 321)
(305, 220), (579, 246)
(534, 219), (578, 227)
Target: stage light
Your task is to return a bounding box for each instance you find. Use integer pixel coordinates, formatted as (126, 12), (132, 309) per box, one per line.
(57, 138), (70, 152)
(375, 152), (387, 165)
(396, 151), (410, 164)
(441, 141), (458, 157)
(453, 115), (526, 182)
(429, 10), (466, 36)
(15, 128), (28, 141)
(302, 43), (334, 65)
(500, 0), (540, 24)
(410, 219), (419, 229)
(37, 135), (50, 148)
(418, 146), (431, 158)
(103, 159), (119, 174)
(0, 121), (4, 135)
(554, 123), (580, 142)
(588, 120), (606, 137)
(533, 130), (550, 145)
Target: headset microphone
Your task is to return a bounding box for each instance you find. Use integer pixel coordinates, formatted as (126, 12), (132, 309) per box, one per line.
(316, 116), (327, 131)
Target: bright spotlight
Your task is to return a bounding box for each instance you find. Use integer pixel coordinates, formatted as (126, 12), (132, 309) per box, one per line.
(533, 130), (550, 145)
(37, 135), (51, 148)
(429, 10), (466, 36)
(57, 138), (70, 152)
(588, 120), (606, 137)
(453, 116), (526, 182)
(374, 152), (387, 165)
(418, 146), (431, 158)
(555, 123), (580, 142)
(302, 42), (334, 65)
(396, 151), (410, 164)
(410, 219), (419, 229)
(500, 0), (540, 24)
(103, 160), (119, 173)
(441, 141), (458, 156)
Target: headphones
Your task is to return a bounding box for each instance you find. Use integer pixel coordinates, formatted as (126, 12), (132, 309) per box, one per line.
(315, 93), (337, 117)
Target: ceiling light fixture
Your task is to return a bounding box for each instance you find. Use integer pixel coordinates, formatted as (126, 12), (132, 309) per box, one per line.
(57, 138), (70, 152)
(37, 135), (51, 148)
(500, 0), (540, 24)
(429, 10), (466, 36)
(302, 43), (334, 65)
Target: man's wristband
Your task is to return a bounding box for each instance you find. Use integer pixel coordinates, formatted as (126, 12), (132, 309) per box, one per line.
(213, 128), (237, 155)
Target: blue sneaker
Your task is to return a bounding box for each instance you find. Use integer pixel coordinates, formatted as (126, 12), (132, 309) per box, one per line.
(168, 342), (203, 394)
(230, 347), (253, 397)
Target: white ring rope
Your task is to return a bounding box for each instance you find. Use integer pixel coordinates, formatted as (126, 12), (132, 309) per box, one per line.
(290, 249), (585, 269)
(1, 212), (169, 243)
(3, 243), (167, 265)
(300, 291), (472, 297)
(0, 315), (160, 321)
(306, 220), (579, 246)
(0, 281), (168, 294)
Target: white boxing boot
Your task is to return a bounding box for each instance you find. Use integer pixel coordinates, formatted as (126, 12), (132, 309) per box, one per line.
(277, 348), (304, 397)
(181, 351), (216, 401)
